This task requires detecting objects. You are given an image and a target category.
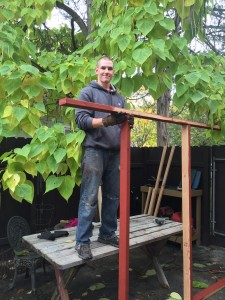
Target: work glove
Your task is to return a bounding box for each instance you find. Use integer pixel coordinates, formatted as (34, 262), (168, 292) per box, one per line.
(102, 112), (127, 127)
(127, 115), (134, 129)
(37, 229), (69, 241)
(37, 229), (55, 241)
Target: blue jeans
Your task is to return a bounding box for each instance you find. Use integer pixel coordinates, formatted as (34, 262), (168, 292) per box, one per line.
(76, 147), (120, 245)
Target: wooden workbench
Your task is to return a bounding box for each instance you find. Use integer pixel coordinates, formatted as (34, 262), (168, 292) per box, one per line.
(23, 214), (182, 299)
(140, 186), (202, 245)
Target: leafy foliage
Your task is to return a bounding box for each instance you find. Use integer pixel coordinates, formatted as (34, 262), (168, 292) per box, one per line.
(1, 0), (225, 203)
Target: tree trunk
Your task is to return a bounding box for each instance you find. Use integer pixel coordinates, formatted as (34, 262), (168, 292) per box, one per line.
(157, 89), (171, 146)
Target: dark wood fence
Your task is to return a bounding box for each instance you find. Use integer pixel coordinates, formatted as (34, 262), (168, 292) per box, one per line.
(1, 138), (225, 247)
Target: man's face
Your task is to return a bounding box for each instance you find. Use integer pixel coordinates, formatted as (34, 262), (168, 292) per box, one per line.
(95, 58), (114, 86)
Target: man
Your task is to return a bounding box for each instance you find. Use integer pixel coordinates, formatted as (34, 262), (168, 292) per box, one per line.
(75, 55), (133, 260)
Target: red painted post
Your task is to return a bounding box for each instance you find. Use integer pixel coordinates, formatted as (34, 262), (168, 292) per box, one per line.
(118, 120), (131, 300)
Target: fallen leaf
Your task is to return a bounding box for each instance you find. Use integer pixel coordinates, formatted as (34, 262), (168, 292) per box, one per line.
(193, 263), (206, 268)
(65, 239), (74, 243)
(89, 282), (105, 291)
(145, 269), (156, 276)
(192, 281), (208, 289)
(168, 291), (182, 299)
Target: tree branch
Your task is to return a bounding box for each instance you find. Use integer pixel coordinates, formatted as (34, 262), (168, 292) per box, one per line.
(56, 1), (88, 37)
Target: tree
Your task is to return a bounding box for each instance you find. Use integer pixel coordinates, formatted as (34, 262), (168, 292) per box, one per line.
(1, 0), (225, 203)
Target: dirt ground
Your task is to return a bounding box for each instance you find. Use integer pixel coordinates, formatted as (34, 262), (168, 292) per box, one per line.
(1, 243), (225, 300)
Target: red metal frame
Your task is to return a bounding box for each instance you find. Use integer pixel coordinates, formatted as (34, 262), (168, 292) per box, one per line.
(118, 121), (131, 300)
(59, 98), (222, 300)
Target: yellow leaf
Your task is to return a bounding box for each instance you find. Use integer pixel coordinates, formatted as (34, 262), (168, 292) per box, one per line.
(21, 99), (29, 108)
(2, 106), (13, 118)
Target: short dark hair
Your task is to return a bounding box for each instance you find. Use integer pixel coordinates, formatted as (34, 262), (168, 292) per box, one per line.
(96, 55), (113, 67)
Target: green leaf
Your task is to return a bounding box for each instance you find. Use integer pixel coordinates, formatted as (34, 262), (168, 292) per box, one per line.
(0, 63), (15, 75)
(3, 78), (21, 95)
(163, 73), (172, 90)
(14, 145), (30, 158)
(145, 74), (158, 92)
(132, 48), (152, 65)
(151, 39), (166, 60)
(62, 78), (72, 94)
(20, 64), (39, 76)
(144, 2), (158, 15)
(196, 70), (210, 83)
(28, 113), (41, 128)
(159, 18), (175, 31)
(36, 127), (53, 143)
(45, 175), (64, 193)
(15, 181), (34, 203)
(185, 73), (200, 86)
(193, 263), (206, 268)
(88, 282), (105, 291)
(22, 84), (42, 98)
(54, 148), (67, 164)
(8, 162), (24, 173)
(121, 77), (134, 97)
(29, 143), (45, 158)
(57, 176), (75, 200)
(173, 93), (189, 110)
(190, 91), (207, 103)
(136, 19), (155, 36)
(39, 76), (55, 89)
(34, 103), (46, 113)
(168, 292), (182, 299)
(185, 0), (195, 7)
(13, 107), (27, 122)
(48, 142), (58, 155)
(24, 161), (37, 176)
(47, 156), (58, 173)
(118, 35), (131, 52)
(176, 82), (189, 97)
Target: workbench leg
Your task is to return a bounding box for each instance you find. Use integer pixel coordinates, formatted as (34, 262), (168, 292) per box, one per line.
(142, 240), (170, 289)
(141, 192), (147, 213)
(51, 266), (84, 300)
(196, 196), (201, 246)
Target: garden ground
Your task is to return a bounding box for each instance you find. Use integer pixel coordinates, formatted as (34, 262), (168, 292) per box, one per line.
(0, 243), (225, 300)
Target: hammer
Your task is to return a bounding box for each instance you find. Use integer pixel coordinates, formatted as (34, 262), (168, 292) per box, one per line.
(155, 217), (169, 226)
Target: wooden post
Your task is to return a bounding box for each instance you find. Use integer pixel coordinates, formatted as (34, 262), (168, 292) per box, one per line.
(58, 99), (220, 300)
(148, 145), (167, 215)
(118, 120), (131, 300)
(153, 145), (175, 216)
(182, 125), (192, 300)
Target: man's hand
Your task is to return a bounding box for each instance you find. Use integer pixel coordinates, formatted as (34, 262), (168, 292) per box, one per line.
(102, 112), (127, 127)
(128, 115), (134, 129)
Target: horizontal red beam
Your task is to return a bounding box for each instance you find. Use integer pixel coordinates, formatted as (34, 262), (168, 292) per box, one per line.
(59, 98), (220, 130)
(193, 277), (225, 300)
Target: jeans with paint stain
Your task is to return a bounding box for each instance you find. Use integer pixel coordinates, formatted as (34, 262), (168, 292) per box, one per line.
(76, 147), (120, 245)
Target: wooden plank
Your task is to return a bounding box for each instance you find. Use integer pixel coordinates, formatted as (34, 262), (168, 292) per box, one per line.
(144, 187), (153, 214)
(59, 98), (220, 130)
(140, 186), (203, 198)
(148, 145), (167, 215)
(182, 125), (192, 300)
(23, 215), (182, 270)
(154, 145), (175, 216)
